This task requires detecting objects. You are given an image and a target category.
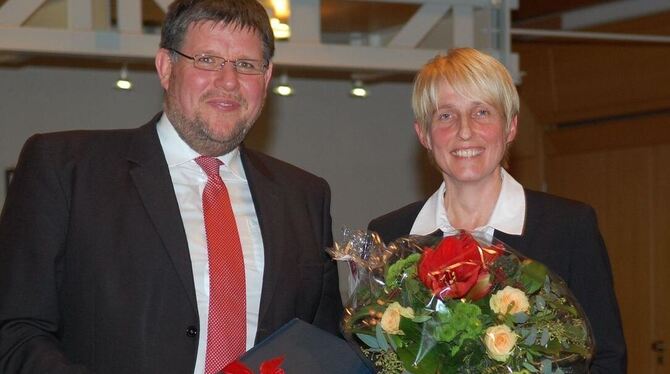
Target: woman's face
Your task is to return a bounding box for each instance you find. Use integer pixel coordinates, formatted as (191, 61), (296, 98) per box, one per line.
(416, 81), (517, 188)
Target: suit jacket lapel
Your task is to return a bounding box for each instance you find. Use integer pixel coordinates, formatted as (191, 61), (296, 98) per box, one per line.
(125, 116), (198, 315)
(240, 147), (283, 333)
(494, 188), (536, 254)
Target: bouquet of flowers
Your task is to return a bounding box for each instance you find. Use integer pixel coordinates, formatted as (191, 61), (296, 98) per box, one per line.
(328, 230), (593, 374)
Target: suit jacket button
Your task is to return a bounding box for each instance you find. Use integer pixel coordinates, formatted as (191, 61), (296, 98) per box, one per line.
(186, 326), (198, 338)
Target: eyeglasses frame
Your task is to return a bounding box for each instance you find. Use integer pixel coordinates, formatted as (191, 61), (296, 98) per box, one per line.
(168, 48), (269, 75)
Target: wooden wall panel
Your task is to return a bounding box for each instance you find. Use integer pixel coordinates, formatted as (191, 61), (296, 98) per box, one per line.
(508, 101), (545, 190)
(550, 44), (670, 123)
(543, 118), (670, 373)
(511, 14), (670, 373)
(514, 42), (670, 125)
(545, 142), (655, 373)
(545, 111), (670, 155)
(515, 43), (559, 124)
(652, 145), (670, 373)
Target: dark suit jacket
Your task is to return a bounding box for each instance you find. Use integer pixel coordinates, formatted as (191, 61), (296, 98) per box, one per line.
(0, 114), (342, 373)
(368, 189), (627, 374)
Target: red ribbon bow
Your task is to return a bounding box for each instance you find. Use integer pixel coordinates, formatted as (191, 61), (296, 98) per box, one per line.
(221, 356), (285, 374)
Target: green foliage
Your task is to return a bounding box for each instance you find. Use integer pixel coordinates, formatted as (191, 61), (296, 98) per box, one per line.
(376, 323), (390, 351)
(357, 333), (381, 350)
(492, 253), (522, 280)
(401, 270), (431, 310)
(385, 253), (421, 288)
(433, 302), (484, 355)
(362, 348), (405, 374)
(519, 261), (548, 294)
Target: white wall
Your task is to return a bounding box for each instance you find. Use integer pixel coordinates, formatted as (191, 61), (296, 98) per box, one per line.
(0, 65), (441, 238)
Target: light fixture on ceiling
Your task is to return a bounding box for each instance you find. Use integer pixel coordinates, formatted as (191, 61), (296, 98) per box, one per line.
(270, 17), (291, 40)
(273, 72), (294, 96)
(268, 0), (290, 40)
(350, 79), (368, 98)
(115, 63), (133, 90)
(270, 0), (290, 19)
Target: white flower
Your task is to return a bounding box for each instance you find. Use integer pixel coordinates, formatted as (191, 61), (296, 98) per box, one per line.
(380, 302), (415, 335)
(484, 324), (518, 362)
(489, 286), (530, 315)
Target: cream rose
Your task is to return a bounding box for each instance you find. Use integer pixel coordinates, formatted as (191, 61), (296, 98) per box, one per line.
(489, 286), (530, 315)
(484, 324), (518, 362)
(380, 302), (415, 335)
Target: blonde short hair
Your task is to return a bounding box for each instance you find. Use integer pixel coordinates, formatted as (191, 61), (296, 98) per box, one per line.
(412, 48), (519, 135)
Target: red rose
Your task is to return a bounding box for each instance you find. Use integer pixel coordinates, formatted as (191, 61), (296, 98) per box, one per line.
(418, 231), (502, 301)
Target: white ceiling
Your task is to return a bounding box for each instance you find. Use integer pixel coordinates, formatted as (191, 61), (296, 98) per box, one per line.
(1, 0), (670, 82)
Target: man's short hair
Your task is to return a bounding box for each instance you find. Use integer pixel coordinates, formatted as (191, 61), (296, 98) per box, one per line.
(160, 0), (275, 63)
(412, 48), (519, 135)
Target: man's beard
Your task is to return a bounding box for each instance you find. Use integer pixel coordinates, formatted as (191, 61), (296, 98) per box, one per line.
(164, 100), (254, 157)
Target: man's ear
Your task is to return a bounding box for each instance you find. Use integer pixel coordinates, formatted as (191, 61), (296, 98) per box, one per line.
(155, 48), (173, 91)
(414, 121), (431, 150)
(263, 62), (273, 87)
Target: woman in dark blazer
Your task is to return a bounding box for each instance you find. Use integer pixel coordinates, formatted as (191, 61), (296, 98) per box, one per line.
(368, 48), (626, 373)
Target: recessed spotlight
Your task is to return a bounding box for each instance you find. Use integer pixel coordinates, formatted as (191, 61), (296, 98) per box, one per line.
(115, 64), (133, 90)
(273, 73), (294, 96)
(350, 79), (368, 98)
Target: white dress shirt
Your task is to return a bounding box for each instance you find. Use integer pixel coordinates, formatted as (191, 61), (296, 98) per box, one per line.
(410, 168), (526, 242)
(156, 114), (264, 374)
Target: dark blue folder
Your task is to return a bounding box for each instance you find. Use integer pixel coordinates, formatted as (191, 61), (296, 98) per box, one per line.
(238, 319), (374, 373)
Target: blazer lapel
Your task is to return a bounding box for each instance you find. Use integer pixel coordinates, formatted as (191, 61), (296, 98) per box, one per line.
(240, 147), (284, 331)
(494, 189), (536, 255)
(125, 117), (198, 315)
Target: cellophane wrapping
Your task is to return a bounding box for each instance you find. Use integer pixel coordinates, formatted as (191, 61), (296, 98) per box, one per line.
(327, 230), (594, 374)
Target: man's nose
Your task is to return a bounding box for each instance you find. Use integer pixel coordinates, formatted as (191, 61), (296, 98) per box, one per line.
(213, 63), (240, 90)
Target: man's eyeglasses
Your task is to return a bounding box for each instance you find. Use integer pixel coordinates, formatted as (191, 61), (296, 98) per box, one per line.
(169, 49), (268, 75)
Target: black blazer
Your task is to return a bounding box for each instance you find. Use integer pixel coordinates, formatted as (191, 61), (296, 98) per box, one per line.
(369, 189), (627, 374)
(0, 114), (342, 373)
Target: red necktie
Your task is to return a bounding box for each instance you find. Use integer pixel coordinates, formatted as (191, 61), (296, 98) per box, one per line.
(195, 156), (246, 374)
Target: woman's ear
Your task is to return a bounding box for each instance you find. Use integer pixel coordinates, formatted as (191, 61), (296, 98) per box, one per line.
(414, 121), (431, 150)
(506, 115), (518, 144)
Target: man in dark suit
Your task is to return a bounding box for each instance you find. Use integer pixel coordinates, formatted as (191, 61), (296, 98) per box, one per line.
(0, 1), (341, 373)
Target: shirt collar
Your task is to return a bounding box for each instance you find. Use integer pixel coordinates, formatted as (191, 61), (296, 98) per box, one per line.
(410, 168), (526, 236)
(156, 113), (246, 180)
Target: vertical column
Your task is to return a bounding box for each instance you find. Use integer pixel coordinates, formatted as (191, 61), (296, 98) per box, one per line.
(451, 4), (474, 48)
(289, 0), (320, 44)
(68, 0), (93, 30)
(117, 0), (142, 34)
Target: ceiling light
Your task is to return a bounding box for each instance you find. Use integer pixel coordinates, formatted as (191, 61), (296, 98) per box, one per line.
(270, 17), (291, 40)
(115, 64), (133, 90)
(273, 73), (294, 96)
(270, 0), (290, 19)
(350, 79), (368, 98)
